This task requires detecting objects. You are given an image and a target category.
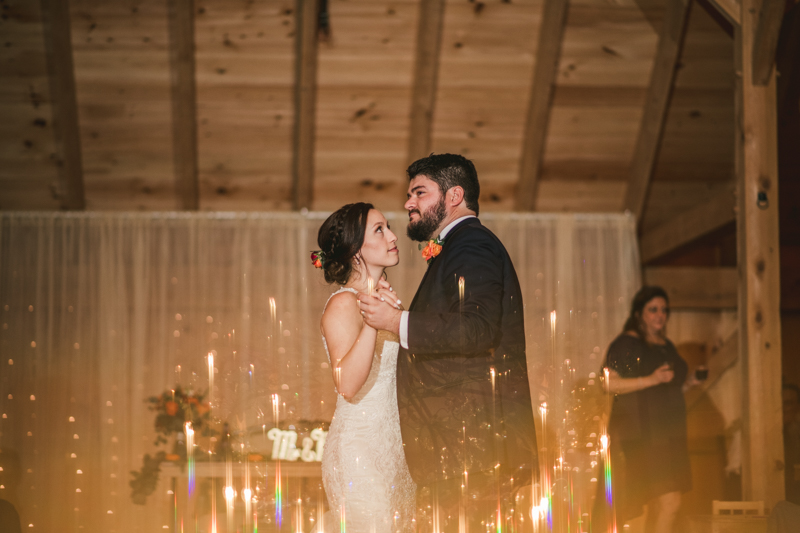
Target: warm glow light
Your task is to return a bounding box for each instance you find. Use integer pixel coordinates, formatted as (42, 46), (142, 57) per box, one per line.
(242, 487), (252, 501)
(224, 486), (235, 501)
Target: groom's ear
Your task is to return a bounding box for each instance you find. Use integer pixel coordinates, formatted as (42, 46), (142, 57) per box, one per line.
(447, 186), (465, 207)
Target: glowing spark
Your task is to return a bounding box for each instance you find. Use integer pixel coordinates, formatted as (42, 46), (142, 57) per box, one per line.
(272, 393), (280, 425)
(207, 352), (214, 406)
(276, 461), (283, 528)
(184, 422), (194, 496)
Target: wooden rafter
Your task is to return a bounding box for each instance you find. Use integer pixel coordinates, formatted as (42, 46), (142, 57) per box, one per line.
(407, 0), (447, 165)
(292, 0), (320, 210)
(706, 0), (741, 26)
(514, 0), (570, 211)
(736, 0), (784, 506)
(623, 0), (693, 222)
(752, 0), (785, 85)
(167, 0), (200, 210)
(639, 190), (735, 263)
(643, 267), (737, 308)
(40, 0), (85, 210)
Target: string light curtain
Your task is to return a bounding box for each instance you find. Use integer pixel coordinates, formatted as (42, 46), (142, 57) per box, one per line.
(0, 211), (639, 531)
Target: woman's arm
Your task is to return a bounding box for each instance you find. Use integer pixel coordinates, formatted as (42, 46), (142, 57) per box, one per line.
(321, 292), (378, 400)
(603, 363), (674, 395)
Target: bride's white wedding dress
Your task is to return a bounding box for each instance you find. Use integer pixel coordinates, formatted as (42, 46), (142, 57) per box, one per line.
(321, 287), (416, 533)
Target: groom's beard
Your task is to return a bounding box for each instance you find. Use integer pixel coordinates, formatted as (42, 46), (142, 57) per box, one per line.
(407, 196), (447, 242)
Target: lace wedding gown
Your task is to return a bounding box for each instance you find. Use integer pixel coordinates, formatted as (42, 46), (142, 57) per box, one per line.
(321, 287), (416, 533)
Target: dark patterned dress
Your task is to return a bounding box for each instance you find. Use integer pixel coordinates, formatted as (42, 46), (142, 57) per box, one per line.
(599, 334), (692, 522)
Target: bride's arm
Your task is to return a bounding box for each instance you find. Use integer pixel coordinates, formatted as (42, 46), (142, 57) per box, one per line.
(321, 292), (378, 401)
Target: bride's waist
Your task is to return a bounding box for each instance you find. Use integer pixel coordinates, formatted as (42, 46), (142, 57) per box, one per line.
(335, 388), (396, 407)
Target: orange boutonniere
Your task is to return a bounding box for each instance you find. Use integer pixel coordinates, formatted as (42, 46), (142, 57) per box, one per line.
(419, 237), (443, 263)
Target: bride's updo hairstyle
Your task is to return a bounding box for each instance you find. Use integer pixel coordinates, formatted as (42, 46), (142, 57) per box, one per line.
(317, 202), (374, 285)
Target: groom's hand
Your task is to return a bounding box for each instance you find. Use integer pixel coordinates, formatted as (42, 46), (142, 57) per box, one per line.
(357, 293), (402, 334)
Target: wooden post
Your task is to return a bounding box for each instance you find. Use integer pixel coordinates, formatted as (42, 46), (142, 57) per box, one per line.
(736, 0), (784, 507)
(167, 0), (200, 210)
(623, 0), (693, 222)
(293, 0), (320, 211)
(40, 0), (85, 210)
(514, 0), (570, 211)
(406, 0), (447, 166)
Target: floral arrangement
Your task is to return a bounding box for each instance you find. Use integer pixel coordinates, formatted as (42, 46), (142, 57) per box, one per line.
(149, 386), (213, 446)
(130, 386), (215, 505)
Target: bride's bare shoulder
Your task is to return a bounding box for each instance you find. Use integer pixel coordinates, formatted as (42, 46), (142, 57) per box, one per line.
(321, 291), (360, 331)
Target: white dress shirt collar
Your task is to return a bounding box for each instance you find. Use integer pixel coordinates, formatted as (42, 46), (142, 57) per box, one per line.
(438, 215), (476, 240)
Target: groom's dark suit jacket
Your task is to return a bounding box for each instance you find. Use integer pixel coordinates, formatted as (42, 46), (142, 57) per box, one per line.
(397, 217), (537, 489)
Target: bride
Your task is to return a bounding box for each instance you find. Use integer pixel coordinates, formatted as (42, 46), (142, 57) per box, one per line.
(313, 202), (416, 532)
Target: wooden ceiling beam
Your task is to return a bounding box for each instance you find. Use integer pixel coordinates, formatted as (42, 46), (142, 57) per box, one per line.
(514, 0), (570, 211)
(643, 266), (737, 308)
(292, 0), (320, 210)
(407, 0), (447, 166)
(40, 0), (85, 210)
(623, 0), (693, 222)
(706, 0), (741, 26)
(167, 0), (200, 210)
(752, 0), (785, 85)
(640, 190), (735, 263)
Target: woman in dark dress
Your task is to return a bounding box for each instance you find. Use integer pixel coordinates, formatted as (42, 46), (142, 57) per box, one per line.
(598, 286), (692, 533)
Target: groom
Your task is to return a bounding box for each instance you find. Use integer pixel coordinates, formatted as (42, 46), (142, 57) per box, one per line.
(358, 153), (537, 528)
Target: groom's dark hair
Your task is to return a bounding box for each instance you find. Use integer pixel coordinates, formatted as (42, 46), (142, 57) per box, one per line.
(407, 153), (480, 216)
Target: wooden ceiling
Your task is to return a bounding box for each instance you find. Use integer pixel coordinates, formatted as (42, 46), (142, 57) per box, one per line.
(0, 0), (743, 233)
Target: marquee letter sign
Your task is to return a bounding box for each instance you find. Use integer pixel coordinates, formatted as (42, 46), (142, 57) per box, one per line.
(267, 427), (326, 462)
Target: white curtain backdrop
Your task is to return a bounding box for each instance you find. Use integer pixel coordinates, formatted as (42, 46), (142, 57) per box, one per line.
(0, 211), (639, 532)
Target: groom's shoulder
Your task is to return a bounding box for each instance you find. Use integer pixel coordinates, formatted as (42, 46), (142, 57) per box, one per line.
(450, 218), (503, 248)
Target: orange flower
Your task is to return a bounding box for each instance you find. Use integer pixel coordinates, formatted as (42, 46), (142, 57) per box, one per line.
(165, 454), (180, 461)
(187, 397), (199, 405)
(310, 251), (324, 269)
(247, 453), (264, 462)
(196, 403), (210, 415)
(421, 240), (443, 262)
(165, 401), (179, 416)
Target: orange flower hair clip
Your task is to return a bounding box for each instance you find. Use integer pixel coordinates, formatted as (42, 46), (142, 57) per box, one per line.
(310, 250), (326, 269)
(419, 237), (443, 264)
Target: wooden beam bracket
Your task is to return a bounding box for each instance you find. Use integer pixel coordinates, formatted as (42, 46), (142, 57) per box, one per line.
(706, 0), (742, 26)
(752, 0), (785, 85)
(623, 0), (693, 222)
(639, 191), (736, 263)
(167, 0), (200, 210)
(406, 0), (447, 167)
(292, 0), (320, 210)
(514, 0), (570, 211)
(40, 0), (85, 210)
